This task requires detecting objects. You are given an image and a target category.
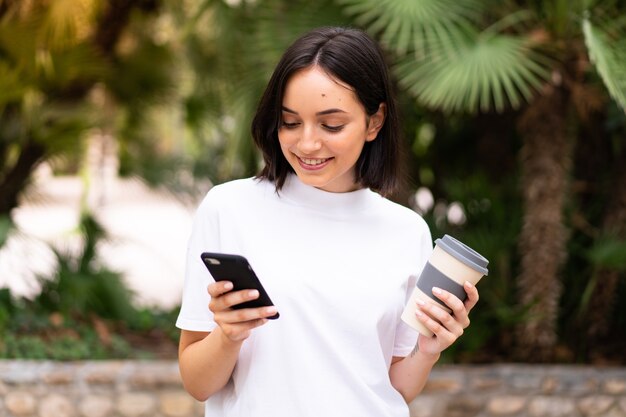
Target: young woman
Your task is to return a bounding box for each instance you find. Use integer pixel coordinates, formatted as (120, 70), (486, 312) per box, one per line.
(177, 26), (479, 417)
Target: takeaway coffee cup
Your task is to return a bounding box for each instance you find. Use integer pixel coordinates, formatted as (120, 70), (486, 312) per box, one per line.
(401, 235), (489, 337)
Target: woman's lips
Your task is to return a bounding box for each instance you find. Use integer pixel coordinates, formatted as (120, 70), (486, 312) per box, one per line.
(296, 156), (333, 170)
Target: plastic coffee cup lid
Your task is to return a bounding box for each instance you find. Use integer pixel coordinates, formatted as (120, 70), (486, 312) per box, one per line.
(434, 235), (489, 275)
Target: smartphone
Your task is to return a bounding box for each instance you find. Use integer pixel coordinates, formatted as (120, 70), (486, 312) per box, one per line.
(200, 252), (279, 319)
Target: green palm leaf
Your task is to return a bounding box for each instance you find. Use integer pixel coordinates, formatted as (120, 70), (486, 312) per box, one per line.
(337, 0), (483, 56)
(0, 13), (43, 75)
(395, 29), (551, 113)
(40, 0), (101, 48)
(583, 18), (626, 111)
(0, 63), (26, 106)
(0, 5), (106, 90)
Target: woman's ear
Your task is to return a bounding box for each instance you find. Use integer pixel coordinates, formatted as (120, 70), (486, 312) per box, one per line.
(366, 103), (386, 142)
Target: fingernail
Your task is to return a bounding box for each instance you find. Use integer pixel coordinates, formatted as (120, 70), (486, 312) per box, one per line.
(417, 300), (426, 306)
(249, 290), (259, 298)
(265, 306), (277, 314)
(432, 287), (442, 295)
(224, 282), (233, 290)
(464, 281), (474, 288)
(416, 310), (424, 318)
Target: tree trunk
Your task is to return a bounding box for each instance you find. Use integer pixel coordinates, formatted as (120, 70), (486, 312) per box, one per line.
(515, 85), (571, 362)
(0, 140), (46, 215)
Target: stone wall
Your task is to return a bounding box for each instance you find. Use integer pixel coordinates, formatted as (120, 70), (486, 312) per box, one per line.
(0, 361), (203, 417)
(411, 365), (626, 417)
(0, 361), (625, 417)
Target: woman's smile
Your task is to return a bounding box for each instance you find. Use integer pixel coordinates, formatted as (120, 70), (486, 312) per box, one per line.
(296, 156), (333, 170)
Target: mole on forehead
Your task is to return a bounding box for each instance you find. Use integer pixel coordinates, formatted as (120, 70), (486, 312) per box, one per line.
(320, 94), (342, 101)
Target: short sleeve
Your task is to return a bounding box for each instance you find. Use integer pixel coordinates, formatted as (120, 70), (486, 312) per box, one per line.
(175, 189), (222, 332)
(392, 219), (433, 356)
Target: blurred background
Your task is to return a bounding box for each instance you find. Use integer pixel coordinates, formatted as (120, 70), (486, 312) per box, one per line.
(0, 0), (625, 364)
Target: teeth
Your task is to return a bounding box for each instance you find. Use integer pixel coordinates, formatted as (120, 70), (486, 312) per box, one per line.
(301, 157), (329, 165)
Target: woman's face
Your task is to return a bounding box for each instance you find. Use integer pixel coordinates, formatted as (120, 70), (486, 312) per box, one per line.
(278, 66), (385, 193)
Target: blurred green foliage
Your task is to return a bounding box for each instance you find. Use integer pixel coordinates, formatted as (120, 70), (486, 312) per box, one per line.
(34, 213), (136, 321)
(0, 283), (180, 360)
(0, 214), (180, 360)
(0, 215), (11, 247)
(587, 236), (626, 271)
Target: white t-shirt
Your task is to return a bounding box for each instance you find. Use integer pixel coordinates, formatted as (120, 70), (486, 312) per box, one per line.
(176, 174), (432, 417)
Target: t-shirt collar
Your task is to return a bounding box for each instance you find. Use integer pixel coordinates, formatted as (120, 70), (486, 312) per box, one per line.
(278, 174), (376, 214)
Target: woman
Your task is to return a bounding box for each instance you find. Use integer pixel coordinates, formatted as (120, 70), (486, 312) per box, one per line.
(177, 26), (479, 417)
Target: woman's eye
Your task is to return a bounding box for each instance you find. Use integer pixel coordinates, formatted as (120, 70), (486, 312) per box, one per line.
(282, 121), (300, 129)
(323, 124), (344, 132)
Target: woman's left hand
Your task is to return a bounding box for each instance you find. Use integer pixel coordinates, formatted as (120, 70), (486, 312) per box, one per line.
(415, 281), (479, 356)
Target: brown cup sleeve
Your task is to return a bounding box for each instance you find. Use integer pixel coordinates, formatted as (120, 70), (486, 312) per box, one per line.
(416, 262), (468, 307)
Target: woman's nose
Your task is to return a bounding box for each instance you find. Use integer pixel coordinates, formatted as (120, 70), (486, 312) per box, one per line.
(296, 126), (322, 153)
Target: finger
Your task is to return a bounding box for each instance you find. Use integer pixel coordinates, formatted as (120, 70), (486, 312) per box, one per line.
(463, 281), (479, 311)
(220, 318), (269, 342)
(415, 307), (456, 344)
(432, 287), (470, 329)
(433, 287), (470, 329)
(210, 288), (260, 314)
(217, 306), (278, 325)
(418, 300), (464, 337)
(222, 289), (261, 309)
(208, 281), (233, 298)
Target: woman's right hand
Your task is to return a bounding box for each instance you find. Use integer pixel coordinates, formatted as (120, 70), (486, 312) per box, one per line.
(179, 282), (276, 401)
(207, 281), (278, 343)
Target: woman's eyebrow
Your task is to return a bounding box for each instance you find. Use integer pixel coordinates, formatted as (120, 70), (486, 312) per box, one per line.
(281, 106), (347, 116)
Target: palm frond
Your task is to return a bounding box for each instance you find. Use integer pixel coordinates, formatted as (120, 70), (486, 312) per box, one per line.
(583, 18), (626, 111)
(337, 0), (483, 56)
(0, 5), (106, 89)
(0, 11), (42, 71)
(44, 44), (107, 89)
(40, 0), (100, 48)
(482, 9), (535, 37)
(395, 30), (551, 113)
(0, 62), (26, 106)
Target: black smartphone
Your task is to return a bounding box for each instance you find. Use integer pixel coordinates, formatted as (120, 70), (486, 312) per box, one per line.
(200, 252), (279, 319)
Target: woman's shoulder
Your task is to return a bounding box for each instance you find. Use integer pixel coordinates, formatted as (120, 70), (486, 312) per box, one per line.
(209, 176), (269, 196)
(373, 197), (433, 250)
(196, 177), (272, 210)
(372, 194), (429, 232)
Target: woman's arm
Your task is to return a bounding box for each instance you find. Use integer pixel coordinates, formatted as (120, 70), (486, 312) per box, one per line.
(178, 281), (278, 401)
(178, 329), (243, 401)
(389, 281), (479, 403)
(389, 348), (440, 402)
